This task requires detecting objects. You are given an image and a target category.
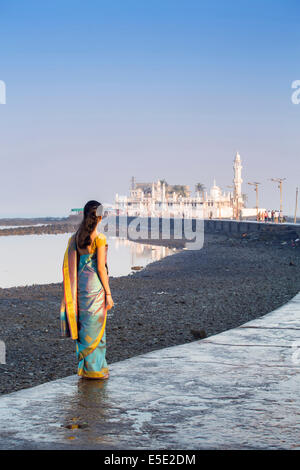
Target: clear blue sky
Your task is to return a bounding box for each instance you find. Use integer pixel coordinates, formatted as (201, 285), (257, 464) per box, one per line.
(0, 0), (300, 217)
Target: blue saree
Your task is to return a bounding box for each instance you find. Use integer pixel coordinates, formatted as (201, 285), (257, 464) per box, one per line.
(60, 234), (109, 379)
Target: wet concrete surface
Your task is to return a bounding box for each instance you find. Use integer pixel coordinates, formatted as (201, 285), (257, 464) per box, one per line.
(1, 293), (300, 449)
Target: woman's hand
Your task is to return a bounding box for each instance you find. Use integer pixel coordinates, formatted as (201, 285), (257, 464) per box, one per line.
(106, 294), (114, 310)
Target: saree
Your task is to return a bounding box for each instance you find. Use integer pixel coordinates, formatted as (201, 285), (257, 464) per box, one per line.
(60, 234), (109, 379)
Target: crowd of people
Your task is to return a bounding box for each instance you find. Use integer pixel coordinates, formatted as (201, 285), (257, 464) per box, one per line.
(257, 210), (285, 223)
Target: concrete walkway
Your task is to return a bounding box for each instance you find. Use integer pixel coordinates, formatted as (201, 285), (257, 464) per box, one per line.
(1, 294), (300, 450)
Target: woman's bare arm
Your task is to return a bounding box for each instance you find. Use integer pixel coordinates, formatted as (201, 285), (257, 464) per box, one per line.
(97, 245), (111, 293)
(97, 245), (114, 309)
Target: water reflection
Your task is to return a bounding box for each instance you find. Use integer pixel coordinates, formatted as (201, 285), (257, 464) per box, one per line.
(113, 237), (174, 268)
(0, 234), (176, 288)
(62, 379), (119, 446)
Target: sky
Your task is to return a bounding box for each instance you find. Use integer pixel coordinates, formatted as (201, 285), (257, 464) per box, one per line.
(0, 0), (300, 217)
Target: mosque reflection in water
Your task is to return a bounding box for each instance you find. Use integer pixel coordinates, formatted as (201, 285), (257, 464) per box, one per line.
(112, 237), (175, 272)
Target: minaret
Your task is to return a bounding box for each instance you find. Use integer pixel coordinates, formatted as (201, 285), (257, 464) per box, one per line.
(157, 180), (161, 201)
(162, 182), (166, 202)
(233, 151), (243, 199)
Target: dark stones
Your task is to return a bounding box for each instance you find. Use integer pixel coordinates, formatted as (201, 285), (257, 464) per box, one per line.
(190, 329), (207, 340)
(0, 232), (300, 395)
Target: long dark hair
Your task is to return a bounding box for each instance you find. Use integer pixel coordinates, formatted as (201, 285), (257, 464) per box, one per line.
(77, 200), (102, 249)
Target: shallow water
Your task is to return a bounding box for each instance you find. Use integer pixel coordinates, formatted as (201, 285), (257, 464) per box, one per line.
(0, 224), (48, 229)
(0, 234), (174, 288)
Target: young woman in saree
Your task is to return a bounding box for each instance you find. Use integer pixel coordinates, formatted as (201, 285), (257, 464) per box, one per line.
(60, 200), (114, 379)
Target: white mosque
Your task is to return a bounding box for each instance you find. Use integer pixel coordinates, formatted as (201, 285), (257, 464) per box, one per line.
(115, 152), (262, 219)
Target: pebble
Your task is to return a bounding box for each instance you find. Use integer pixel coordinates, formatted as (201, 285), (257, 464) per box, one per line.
(0, 233), (299, 395)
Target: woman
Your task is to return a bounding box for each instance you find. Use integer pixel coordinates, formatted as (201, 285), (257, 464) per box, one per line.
(60, 200), (114, 379)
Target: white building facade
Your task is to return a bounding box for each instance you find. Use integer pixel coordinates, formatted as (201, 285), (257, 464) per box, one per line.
(115, 152), (262, 219)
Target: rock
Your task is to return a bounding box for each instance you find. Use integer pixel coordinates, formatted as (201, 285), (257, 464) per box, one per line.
(1, 231), (300, 396)
(190, 329), (207, 340)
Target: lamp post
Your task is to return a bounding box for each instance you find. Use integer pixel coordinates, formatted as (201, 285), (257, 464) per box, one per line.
(270, 178), (286, 223)
(248, 182), (261, 221)
(295, 187), (299, 224)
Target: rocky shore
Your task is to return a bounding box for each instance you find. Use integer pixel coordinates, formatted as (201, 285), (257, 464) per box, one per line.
(0, 215), (79, 237)
(0, 223), (79, 237)
(0, 232), (300, 395)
